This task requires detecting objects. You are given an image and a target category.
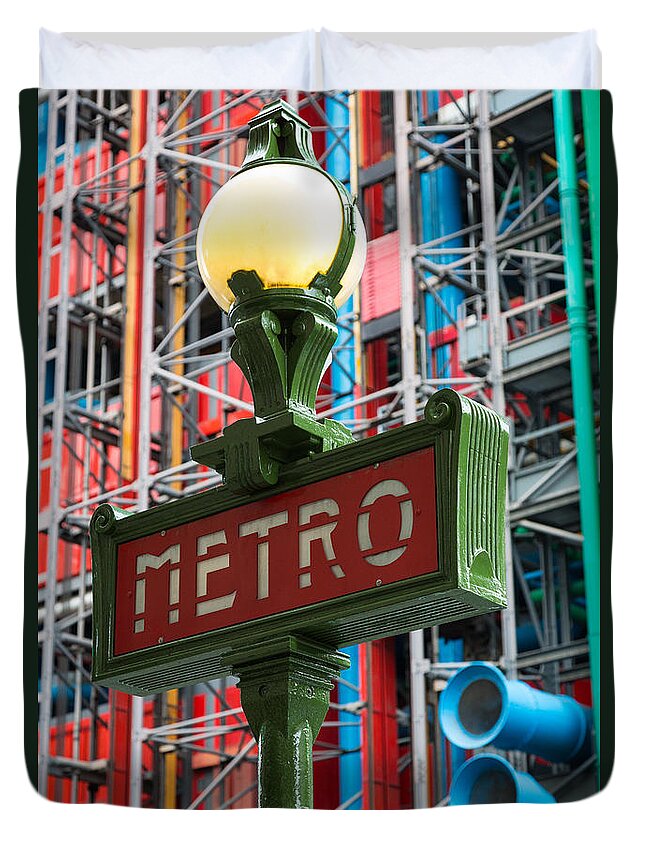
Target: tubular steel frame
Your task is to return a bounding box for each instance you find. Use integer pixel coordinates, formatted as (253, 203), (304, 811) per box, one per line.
(37, 87), (598, 807)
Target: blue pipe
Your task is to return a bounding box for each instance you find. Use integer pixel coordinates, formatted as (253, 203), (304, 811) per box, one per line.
(38, 100), (49, 174)
(522, 569), (543, 586)
(418, 92), (463, 381)
(327, 92), (355, 418)
(439, 662), (592, 763)
(40, 680), (93, 712)
(450, 754), (555, 805)
(516, 620), (584, 653)
(38, 100), (92, 175)
(326, 91), (362, 809)
(515, 621), (542, 653)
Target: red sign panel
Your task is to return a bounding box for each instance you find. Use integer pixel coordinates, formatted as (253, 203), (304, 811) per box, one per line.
(114, 446), (437, 655)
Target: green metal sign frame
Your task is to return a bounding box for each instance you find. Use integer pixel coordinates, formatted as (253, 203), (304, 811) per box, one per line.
(91, 389), (508, 696)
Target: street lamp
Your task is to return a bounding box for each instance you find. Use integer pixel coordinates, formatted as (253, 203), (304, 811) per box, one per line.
(192, 99), (367, 493)
(192, 100), (368, 808)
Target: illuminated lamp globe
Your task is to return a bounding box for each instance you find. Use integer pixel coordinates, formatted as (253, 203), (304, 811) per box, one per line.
(196, 162), (367, 312)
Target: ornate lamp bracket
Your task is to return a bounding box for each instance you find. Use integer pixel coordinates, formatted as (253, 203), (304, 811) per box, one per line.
(191, 273), (354, 493)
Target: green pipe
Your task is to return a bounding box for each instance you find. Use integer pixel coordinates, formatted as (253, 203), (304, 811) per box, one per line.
(581, 90), (601, 354)
(569, 579), (587, 597)
(569, 604), (588, 626)
(529, 579), (587, 601)
(552, 91), (601, 775)
(529, 584), (587, 623)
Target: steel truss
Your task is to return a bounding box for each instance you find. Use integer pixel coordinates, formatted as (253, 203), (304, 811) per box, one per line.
(37, 88), (598, 806)
(398, 89), (598, 799)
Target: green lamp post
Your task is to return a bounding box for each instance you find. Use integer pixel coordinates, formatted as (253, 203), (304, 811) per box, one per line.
(193, 100), (366, 807)
(193, 99), (367, 493)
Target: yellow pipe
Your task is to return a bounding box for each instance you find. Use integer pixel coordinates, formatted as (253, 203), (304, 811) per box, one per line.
(540, 152), (589, 191)
(122, 90), (146, 482)
(163, 689), (180, 808)
(170, 95), (188, 472)
(164, 93), (190, 809)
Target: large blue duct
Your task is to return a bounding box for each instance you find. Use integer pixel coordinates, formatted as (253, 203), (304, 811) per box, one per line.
(450, 754), (555, 805)
(439, 662), (592, 763)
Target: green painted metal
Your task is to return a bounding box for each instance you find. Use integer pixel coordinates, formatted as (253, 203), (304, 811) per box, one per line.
(552, 90), (601, 772)
(581, 90), (601, 353)
(228, 282), (337, 421)
(90, 388), (509, 696)
(239, 99), (320, 169)
(190, 273), (353, 493)
(229, 636), (349, 808)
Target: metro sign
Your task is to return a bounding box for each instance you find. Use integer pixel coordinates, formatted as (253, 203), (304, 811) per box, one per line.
(91, 390), (508, 695)
(115, 448), (436, 656)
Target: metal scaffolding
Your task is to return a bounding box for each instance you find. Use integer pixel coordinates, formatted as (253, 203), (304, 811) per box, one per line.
(37, 87), (598, 807)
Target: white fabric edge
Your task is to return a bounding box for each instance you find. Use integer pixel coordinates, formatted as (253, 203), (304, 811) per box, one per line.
(309, 30), (320, 92)
(320, 29), (601, 90)
(39, 28), (316, 90)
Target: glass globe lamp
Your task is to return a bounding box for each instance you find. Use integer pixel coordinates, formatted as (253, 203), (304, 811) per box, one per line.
(196, 105), (366, 313)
